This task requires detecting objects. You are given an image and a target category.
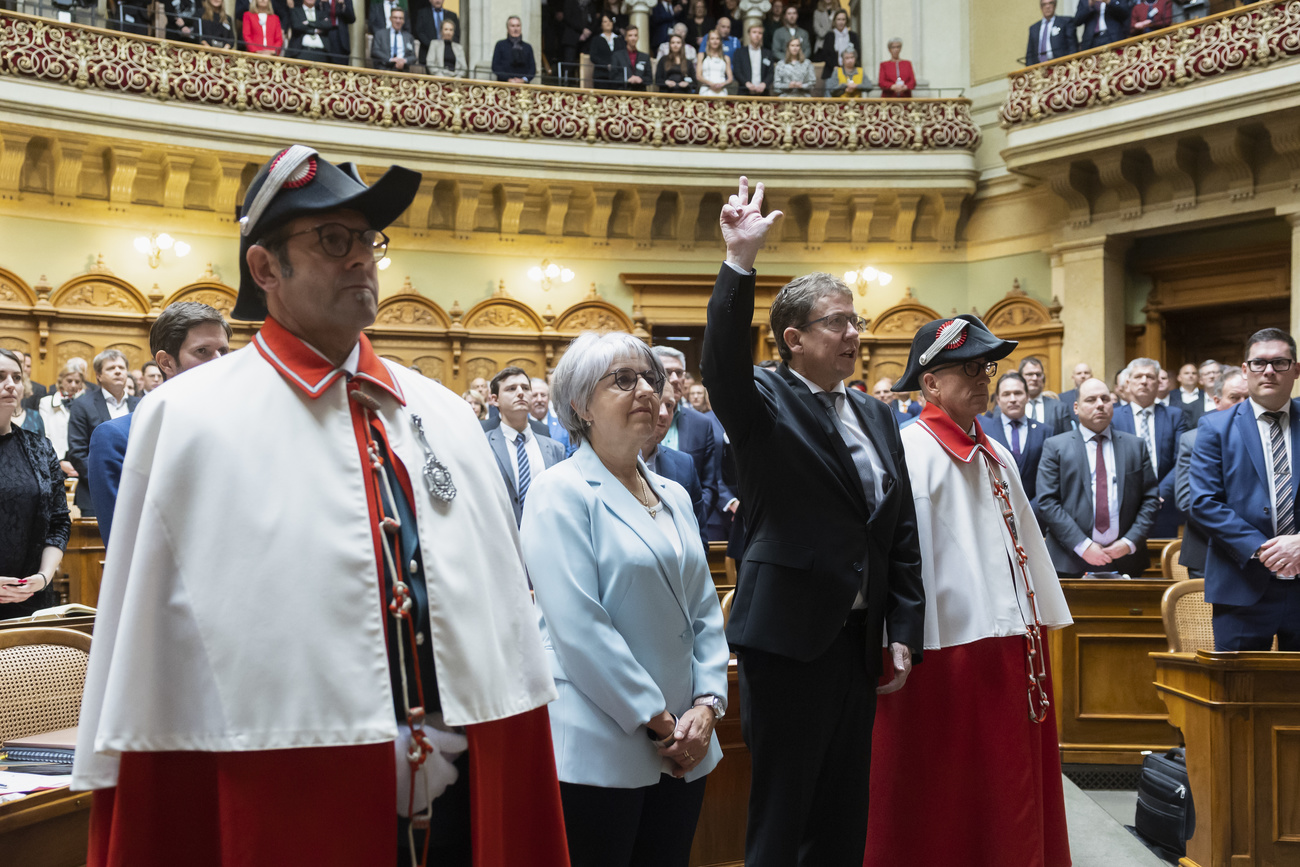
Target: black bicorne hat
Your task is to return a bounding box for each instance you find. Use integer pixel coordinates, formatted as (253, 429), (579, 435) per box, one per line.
(893, 314), (1018, 392)
(233, 145), (421, 321)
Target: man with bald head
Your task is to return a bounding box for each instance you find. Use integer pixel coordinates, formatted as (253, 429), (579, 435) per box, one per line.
(1036, 378), (1159, 578)
(1057, 361), (1092, 423)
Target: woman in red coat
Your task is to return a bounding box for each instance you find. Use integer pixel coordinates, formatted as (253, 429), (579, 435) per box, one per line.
(242, 0), (284, 55)
(878, 36), (915, 98)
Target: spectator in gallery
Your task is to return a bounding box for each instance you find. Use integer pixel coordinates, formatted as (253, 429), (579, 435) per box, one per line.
(1075, 0), (1129, 50)
(612, 24), (652, 90)
(366, 0), (408, 33)
(818, 9), (859, 82)
(829, 48), (869, 96)
(704, 16), (739, 59)
(164, 0), (201, 42)
(656, 32), (698, 90)
(1025, 0), (1077, 66)
(812, 0), (840, 41)
(519, 332), (729, 867)
(649, 0), (684, 53)
(590, 12), (625, 87)
(493, 15), (538, 83)
(67, 349), (140, 517)
(38, 364), (84, 474)
(415, 0), (459, 56)
(463, 390), (488, 420)
(878, 36), (916, 97)
(242, 0), (284, 55)
(561, 0), (595, 85)
(657, 22), (697, 61)
(773, 36), (815, 96)
(762, 0), (784, 49)
(599, 0), (626, 35)
(696, 30), (734, 96)
(720, 0), (741, 33)
(0, 348), (70, 621)
(317, 0), (356, 65)
(769, 3), (808, 59)
(111, 0), (153, 35)
(288, 0), (336, 62)
(370, 6), (416, 70)
(684, 0), (715, 48)
(430, 18), (468, 76)
(1130, 0), (1174, 33)
(733, 22), (774, 95)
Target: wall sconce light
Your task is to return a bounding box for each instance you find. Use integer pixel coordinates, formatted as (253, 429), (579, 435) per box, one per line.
(844, 265), (893, 295)
(134, 232), (191, 269)
(528, 259), (575, 291)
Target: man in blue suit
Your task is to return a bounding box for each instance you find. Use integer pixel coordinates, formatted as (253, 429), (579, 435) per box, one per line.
(642, 382), (708, 550)
(529, 377), (573, 456)
(87, 302), (231, 544)
(981, 371), (1049, 504)
(1113, 358), (1186, 537)
(483, 367), (566, 526)
(1026, 0), (1078, 64)
(67, 349), (141, 518)
(1190, 328), (1300, 651)
(1074, 0), (1130, 50)
(651, 346), (721, 526)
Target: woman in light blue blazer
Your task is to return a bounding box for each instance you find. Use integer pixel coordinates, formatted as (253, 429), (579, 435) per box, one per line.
(520, 331), (730, 867)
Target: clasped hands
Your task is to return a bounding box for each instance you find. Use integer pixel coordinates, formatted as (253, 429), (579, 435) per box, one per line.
(1259, 534), (1300, 577)
(0, 574), (43, 605)
(648, 707), (714, 778)
(1081, 540), (1130, 568)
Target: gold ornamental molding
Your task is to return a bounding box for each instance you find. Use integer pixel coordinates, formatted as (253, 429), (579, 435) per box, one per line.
(0, 11), (980, 153)
(1000, 0), (1300, 128)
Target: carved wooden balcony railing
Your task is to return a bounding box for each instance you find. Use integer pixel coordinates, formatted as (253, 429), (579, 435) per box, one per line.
(1000, 0), (1300, 127)
(0, 11), (979, 152)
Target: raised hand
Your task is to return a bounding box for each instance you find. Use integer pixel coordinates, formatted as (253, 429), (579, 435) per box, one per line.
(720, 176), (783, 273)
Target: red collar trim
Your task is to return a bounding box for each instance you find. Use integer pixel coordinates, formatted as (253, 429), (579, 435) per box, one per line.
(254, 317), (404, 405)
(915, 403), (1005, 467)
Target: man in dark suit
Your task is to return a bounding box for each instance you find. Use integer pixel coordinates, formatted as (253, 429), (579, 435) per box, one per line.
(702, 179), (924, 867)
(1171, 362), (1208, 428)
(611, 24), (652, 90)
(287, 0), (336, 62)
(1176, 368), (1249, 580)
(1190, 328), (1300, 651)
(734, 23), (776, 95)
(414, 0), (458, 63)
(651, 346), (723, 533)
(316, 0), (354, 65)
(1057, 360), (1093, 422)
(1037, 377), (1159, 578)
(1020, 356), (1073, 435)
(370, 7), (416, 70)
(1112, 358), (1186, 537)
(648, 0), (681, 52)
(483, 367), (565, 526)
(492, 15), (537, 82)
(1026, 0), (1078, 64)
(67, 349), (141, 517)
(366, 0), (407, 33)
(481, 370), (552, 441)
(1074, 0), (1130, 50)
(981, 371), (1049, 504)
(642, 383), (708, 550)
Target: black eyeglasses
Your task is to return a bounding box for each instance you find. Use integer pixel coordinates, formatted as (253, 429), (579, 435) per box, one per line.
(932, 360), (998, 378)
(278, 223), (389, 261)
(1246, 357), (1294, 372)
(796, 312), (869, 333)
(600, 367), (666, 396)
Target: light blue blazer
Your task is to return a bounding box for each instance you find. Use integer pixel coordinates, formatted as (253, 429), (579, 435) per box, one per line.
(519, 442), (729, 788)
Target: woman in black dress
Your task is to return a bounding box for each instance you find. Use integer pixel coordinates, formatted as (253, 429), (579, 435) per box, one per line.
(0, 349), (70, 620)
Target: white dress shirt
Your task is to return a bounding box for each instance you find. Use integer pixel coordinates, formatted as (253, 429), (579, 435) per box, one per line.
(1096, 1), (1108, 32)
(1249, 397), (1291, 537)
(1073, 426), (1136, 556)
(38, 391), (73, 459)
(1001, 413), (1027, 453)
(302, 5), (324, 48)
(1179, 387), (1200, 406)
(104, 390), (131, 420)
(502, 420), (545, 494)
(747, 45), (763, 80)
(1026, 396), (1046, 424)
(1131, 403), (1158, 475)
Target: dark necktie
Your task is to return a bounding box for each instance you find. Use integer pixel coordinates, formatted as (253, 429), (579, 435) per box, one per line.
(392, 28), (399, 58)
(1039, 18), (1050, 56)
(1010, 418), (1022, 460)
(1264, 411), (1295, 536)
(816, 392), (876, 511)
(514, 431), (532, 505)
(1094, 434), (1110, 536)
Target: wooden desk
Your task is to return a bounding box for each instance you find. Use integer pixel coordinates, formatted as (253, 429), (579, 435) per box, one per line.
(1153, 651), (1300, 867)
(690, 659), (746, 867)
(60, 521), (103, 609)
(0, 786), (91, 867)
(1051, 578), (1181, 764)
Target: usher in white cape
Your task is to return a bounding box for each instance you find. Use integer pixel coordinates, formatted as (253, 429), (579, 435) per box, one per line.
(901, 416), (1071, 650)
(73, 340), (556, 790)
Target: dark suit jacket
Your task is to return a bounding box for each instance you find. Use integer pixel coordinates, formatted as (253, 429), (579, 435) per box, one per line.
(370, 25), (416, 68)
(366, 0), (409, 33)
(732, 44), (775, 94)
(481, 415), (551, 439)
(701, 409), (736, 542)
(1074, 0), (1130, 49)
(66, 388), (140, 515)
(485, 423), (566, 525)
(673, 404), (719, 523)
(492, 37), (537, 81)
(87, 412), (133, 545)
(1058, 387), (1079, 422)
(980, 410), (1049, 503)
(648, 0), (678, 50)
(817, 29), (859, 78)
(702, 264), (925, 671)
(1025, 14), (1078, 65)
(319, 0), (354, 59)
(1175, 427), (1207, 573)
(589, 32), (623, 84)
(414, 4), (458, 49)
(1029, 395), (1073, 435)
(1172, 389), (1208, 428)
(562, 0), (594, 47)
(649, 444), (708, 550)
(1190, 399), (1300, 606)
(891, 398), (921, 418)
(1036, 428), (1159, 576)
(1113, 401), (1187, 535)
(287, 4), (335, 60)
(611, 47), (652, 90)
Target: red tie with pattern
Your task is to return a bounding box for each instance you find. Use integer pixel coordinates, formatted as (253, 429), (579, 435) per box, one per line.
(1094, 434), (1110, 536)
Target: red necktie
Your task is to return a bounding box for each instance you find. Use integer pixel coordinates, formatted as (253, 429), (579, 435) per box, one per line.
(1094, 435), (1110, 535)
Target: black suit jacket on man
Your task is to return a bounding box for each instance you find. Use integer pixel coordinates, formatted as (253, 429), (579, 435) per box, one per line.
(611, 47), (652, 90)
(481, 415), (551, 439)
(732, 44), (775, 93)
(1174, 427), (1208, 574)
(1074, 0), (1130, 49)
(287, 5), (335, 60)
(1029, 395), (1074, 435)
(672, 404), (720, 532)
(484, 423), (566, 525)
(66, 388), (140, 514)
(1036, 428), (1159, 576)
(492, 37), (537, 81)
(980, 410), (1049, 503)
(702, 264), (924, 667)
(1172, 389), (1208, 428)
(1114, 401), (1187, 536)
(650, 444), (708, 550)
(1025, 14), (1078, 65)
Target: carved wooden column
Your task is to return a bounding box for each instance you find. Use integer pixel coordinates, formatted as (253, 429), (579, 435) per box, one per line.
(738, 0), (767, 35)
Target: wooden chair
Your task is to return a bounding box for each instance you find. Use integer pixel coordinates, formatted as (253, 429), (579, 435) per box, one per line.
(1161, 579), (1213, 652)
(720, 589), (735, 630)
(0, 627), (92, 743)
(1161, 538), (1188, 581)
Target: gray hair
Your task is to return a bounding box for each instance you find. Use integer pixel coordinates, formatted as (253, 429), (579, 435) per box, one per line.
(1116, 368), (1130, 387)
(769, 273), (853, 362)
(1198, 359), (1220, 373)
(1211, 368), (1244, 399)
(650, 345), (686, 367)
(887, 36), (902, 46)
(93, 348), (128, 376)
(673, 21), (687, 35)
(1129, 357), (1161, 376)
(552, 331), (663, 448)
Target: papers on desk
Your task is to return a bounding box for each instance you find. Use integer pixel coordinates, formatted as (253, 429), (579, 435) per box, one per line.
(1082, 572), (1131, 580)
(0, 770), (73, 796)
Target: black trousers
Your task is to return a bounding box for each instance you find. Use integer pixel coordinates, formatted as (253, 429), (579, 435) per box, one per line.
(559, 773), (707, 867)
(738, 617), (878, 867)
(1213, 577), (1300, 651)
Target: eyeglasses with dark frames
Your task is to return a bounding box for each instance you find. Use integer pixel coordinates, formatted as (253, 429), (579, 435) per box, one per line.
(277, 223), (390, 261)
(796, 312), (869, 333)
(600, 367), (666, 396)
(1246, 357), (1294, 373)
(931, 360), (998, 378)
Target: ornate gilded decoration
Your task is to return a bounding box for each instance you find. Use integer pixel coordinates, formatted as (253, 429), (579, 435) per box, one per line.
(0, 268), (33, 305)
(412, 355), (444, 379)
(1001, 2), (1300, 127)
(0, 12), (980, 153)
(55, 340), (94, 369)
(374, 293), (450, 328)
(464, 357), (497, 383)
(54, 276), (147, 313)
(871, 309), (932, 335)
(165, 281), (238, 318)
(555, 295), (633, 334)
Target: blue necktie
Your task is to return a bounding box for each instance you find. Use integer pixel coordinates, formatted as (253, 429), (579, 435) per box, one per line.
(514, 431), (531, 504)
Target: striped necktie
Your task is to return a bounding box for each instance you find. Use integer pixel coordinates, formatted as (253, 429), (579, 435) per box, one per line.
(1264, 411), (1295, 536)
(1138, 408), (1157, 474)
(514, 430), (532, 505)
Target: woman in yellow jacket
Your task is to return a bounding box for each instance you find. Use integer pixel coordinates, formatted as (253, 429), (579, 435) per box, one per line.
(830, 48), (871, 97)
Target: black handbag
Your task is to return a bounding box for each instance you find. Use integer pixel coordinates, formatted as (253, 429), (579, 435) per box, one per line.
(1134, 747), (1196, 857)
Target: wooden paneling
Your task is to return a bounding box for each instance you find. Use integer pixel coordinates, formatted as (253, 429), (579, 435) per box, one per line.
(690, 660), (746, 867)
(61, 519), (104, 608)
(0, 787), (92, 867)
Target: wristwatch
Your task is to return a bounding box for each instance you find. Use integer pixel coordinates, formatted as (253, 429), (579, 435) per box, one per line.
(694, 694), (725, 721)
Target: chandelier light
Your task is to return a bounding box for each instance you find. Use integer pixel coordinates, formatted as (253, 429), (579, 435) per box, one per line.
(134, 232), (191, 269)
(843, 265), (893, 295)
(527, 259), (575, 291)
